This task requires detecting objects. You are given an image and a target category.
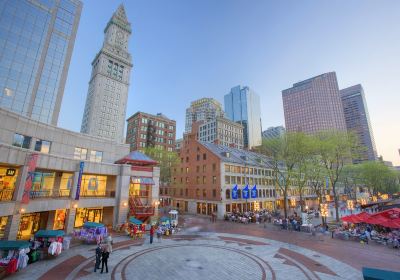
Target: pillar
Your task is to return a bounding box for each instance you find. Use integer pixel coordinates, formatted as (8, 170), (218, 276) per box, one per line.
(113, 165), (131, 228)
(65, 208), (76, 234)
(7, 213), (21, 240)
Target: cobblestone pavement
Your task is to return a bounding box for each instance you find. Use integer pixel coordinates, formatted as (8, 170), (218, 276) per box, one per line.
(9, 215), (400, 280)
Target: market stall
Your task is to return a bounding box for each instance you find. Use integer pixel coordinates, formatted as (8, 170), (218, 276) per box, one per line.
(128, 217), (144, 239)
(33, 230), (65, 258)
(74, 222), (108, 244)
(0, 241), (30, 278)
(169, 210), (178, 227)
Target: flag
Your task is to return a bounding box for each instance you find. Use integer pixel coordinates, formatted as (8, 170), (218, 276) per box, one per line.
(251, 185), (257, 198)
(232, 185), (238, 199)
(243, 185), (249, 199)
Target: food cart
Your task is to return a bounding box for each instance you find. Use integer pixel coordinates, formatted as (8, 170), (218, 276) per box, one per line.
(34, 230), (65, 258)
(0, 241), (30, 278)
(128, 217), (144, 239)
(74, 222), (108, 244)
(169, 210), (179, 227)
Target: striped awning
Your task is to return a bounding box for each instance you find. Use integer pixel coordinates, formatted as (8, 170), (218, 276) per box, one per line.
(131, 176), (155, 185)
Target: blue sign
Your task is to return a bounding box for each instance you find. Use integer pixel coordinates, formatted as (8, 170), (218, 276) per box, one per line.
(232, 185), (238, 199)
(251, 185), (257, 198)
(242, 185), (249, 199)
(75, 161), (84, 200)
(326, 177), (329, 189)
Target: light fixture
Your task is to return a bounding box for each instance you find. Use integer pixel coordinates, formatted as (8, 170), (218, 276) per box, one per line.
(122, 202), (128, 207)
(19, 208), (26, 214)
(73, 203), (78, 209)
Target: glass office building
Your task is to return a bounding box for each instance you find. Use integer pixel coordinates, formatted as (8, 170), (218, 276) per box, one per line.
(0, 0), (82, 125)
(224, 85), (262, 149)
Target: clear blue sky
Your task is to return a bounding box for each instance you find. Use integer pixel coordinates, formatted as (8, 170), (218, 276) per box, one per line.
(59, 0), (400, 165)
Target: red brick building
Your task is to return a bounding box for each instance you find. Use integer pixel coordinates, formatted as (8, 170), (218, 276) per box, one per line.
(126, 112), (176, 152)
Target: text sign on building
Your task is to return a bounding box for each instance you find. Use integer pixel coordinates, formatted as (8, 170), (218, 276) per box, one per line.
(242, 185), (249, 199)
(6, 169), (16, 176)
(75, 161), (85, 200)
(251, 185), (257, 198)
(21, 153), (39, 204)
(232, 185), (238, 199)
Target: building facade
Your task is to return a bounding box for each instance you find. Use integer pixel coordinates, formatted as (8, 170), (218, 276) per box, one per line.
(282, 72), (347, 134)
(185, 98), (224, 133)
(198, 117), (244, 149)
(0, 0), (82, 125)
(81, 5), (132, 143)
(340, 84), (377, 162)
(126, 112), (176, 152)
(0, 108), (160, 240)
(224, 85), (262, 149)
(262, 126), (285, 140)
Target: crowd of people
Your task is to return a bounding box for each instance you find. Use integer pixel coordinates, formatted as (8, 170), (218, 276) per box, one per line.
(224, 209), (277, 224)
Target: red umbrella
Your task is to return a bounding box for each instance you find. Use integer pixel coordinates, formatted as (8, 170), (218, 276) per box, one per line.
(354, 212), (370, 222)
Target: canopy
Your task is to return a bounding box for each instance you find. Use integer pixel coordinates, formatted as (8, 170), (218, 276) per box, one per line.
(341, 212), (371, 224)
(34, 230), (65, 238)
(129, 217), (143, 225)
(365, 208), (400, 228)
(0, 241), (30, 250)
(83, 222), (105, 229)
(160, 216), (171, 223)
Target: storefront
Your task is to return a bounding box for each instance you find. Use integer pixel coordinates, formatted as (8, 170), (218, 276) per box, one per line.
(0, 165), (19, 201)
(74, 208), (103, 228)
(197, 202), (217, 215)
(0, 216), (9, 239)
(31, 170), (56, 197)
(80, 175), (107, 197)
(53, 209), (67, 230)
(17, 212), (49, 240)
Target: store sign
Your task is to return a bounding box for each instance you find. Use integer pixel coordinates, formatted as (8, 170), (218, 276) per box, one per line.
(6, 168), (16, 176)
(75, 161), (85, 200)
(21, 153), (39, 204)
(242, 185), (249, 199)
(232, 185), (238, 199)
(251, 185), (257, 198)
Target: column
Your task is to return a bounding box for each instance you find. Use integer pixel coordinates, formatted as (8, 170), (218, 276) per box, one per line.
(7, 213), (21, 240)
(65, 208), (76, 234)
(113, 165), (131, 228)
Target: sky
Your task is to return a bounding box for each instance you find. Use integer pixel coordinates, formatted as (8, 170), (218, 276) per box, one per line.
(59, 0), (400, 165)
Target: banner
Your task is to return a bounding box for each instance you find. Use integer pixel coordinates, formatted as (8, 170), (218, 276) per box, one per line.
(251, 185), (257, 198)
(75, 161), (85, 200)
(232, 185), (238, 199)
(243, 185), (249, 199)
(21, 153), (39, 204)
(326, 177), (329, 189)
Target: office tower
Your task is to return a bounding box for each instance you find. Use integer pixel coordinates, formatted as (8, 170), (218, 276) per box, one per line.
(185, 98), (224, 133)
(0, 0), (82, 125)
(126, 112), (176, 152)
(224, 85), (262, 149)
(262, 126), (285, 140)
(198, 117), (244, 149)
(81, 4), (132, 143)
(340, 84), (377, 162)
(282, 72), (346, 134)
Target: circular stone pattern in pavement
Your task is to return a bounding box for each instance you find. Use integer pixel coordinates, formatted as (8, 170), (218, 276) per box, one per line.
(119, 244), (272, 280)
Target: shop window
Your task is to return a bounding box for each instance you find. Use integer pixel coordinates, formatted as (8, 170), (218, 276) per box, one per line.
(31, 171), (55, 197)
(59, 173), (73, 196)
(0, 167), (18, 201)
(53, 209), (66, 230)
(226, 204), (231, 213)
(18, 212), (48, 240)
(74, 208), (103, 228)
(89, 150), (103, 162)
(74, 147), (87, 160)
(0, 216), (9, 239)
(13, 133), (31, 149)
(81, 175), (107, 196)
(34, 139), (51, 154)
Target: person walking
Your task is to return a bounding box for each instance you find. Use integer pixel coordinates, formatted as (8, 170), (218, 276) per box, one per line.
(94, 244), (102, 272)
(149, 226), (154, 244)
(156, 226), (162, 243)
(106, 234), (113, 253)
(100, 247), (109, 274)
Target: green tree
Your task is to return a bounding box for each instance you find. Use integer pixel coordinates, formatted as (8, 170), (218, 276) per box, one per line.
(339, 164), (363, 200)
(358, 161), (400, 195)
(142, 147), (180, 186)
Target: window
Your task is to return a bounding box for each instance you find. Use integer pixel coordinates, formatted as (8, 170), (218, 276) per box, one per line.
(212, 189), (216, 197)
(196, 176), (200, 184)
(196, 188), (200, 197)
(202, 189), (206, 197)
(213, 176), (217, 184)
(197, 154), (200, 161)
(186, 167), (189, 173)
(186, 177), (189, 183)
(202, 165), (206, 172)
(185, 188), (188, 196)
(212, 163), (216, 172)
(225, 176), (230, 184)
(74, 147), (87, 160)
(202, 176), (206, 184)
(13, 133), (31, 149)
(226, 189), (231, 199)
(203, 153), (207, 160)
(89, 150), (103, 162)
(34, 140), (51, 154)
(196, 166), (200, 172)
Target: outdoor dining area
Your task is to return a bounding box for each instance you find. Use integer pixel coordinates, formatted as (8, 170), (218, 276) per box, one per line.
(335, 208), (400, 248)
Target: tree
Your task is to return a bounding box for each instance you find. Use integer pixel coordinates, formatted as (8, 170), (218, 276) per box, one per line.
(339, 164), (363, 200)
(258, 133), (300, 218)
(142, 147), (180, 186)
(316, 131), (360, 222)
(358, 161), (400, 195)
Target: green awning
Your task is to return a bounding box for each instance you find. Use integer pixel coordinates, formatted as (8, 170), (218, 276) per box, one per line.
(0, 241), (30, 250)
(129, 217), (143, 225)
(83, 222), (105, 228)
(160, 216), (171, 223)
(34, 230), (65, 238)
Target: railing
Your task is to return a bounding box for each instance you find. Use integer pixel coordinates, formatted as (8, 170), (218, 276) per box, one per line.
(0, 189), (14, 201)
(129, 190), (150, 198)
(29, 189), (72, 199)
(130, 166), (153, 172)
(133, 206), (154, 215)
(80, 190), (115, 198)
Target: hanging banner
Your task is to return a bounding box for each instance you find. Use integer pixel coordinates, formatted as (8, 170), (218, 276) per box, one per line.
(21, 153), (39, 204)
(75, 161), (85, 200)
(232, 185), (238, 199)
(326, 177), (329, 189)
(251, 185), (257, 198)
(243, 185), (249, 199)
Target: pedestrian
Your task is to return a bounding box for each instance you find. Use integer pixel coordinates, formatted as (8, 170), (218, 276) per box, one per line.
(149, 225), (154, 244)
(156, 226), (162, 243)
(106, 234), (113, 253)
(94, 243), (102, 272)
(100, 247), (109, 274)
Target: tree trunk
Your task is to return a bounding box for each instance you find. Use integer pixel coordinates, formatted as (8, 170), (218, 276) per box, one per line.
(299, 191), (304, 212)
(332, 183), (340, 222)
(283, 193), (288, 219)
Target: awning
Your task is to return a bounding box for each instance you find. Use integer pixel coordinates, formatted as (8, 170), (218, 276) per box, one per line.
(129, 217), (143, 225)
(34, 230), (65, 238)
(131, 176), (154, 185)
(0, 241), (30, 250)
(83, 222), (105, 228)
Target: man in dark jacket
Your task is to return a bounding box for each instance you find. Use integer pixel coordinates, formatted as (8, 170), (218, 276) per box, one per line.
(149, 226), (154, 244)
(94, 244), (102, 272)
(101, 247), (109, 273)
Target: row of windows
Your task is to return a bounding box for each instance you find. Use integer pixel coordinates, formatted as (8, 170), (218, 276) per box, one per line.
(224, 164), (274, 176)
(12, 133), (51, 154)
(73, 147), (103, 162)
(173, 175), (217, 185)
(225, 176), (274, 186)
(160, 187), (217, 198)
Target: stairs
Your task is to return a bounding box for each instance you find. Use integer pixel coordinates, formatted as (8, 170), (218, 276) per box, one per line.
(129, 196), (154, 220)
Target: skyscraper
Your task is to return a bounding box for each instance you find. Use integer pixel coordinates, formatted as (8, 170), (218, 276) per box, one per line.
(224, 85), (262, 149)
(0, 0), (82, 125)
(185, 98), (224, 133)
(81, 4), (132, 143)
(262, 126), (285, 140)
(282, 72), (346, 134)
(340, 84), (377, 162)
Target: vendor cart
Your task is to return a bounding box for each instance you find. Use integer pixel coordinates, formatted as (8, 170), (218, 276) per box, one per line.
(169, 210), (179, 227)
(128, 217), (144, 239)
(0, 241), (30, 278)
(74, 222), (108, 244)
(34, 230), (65, 258)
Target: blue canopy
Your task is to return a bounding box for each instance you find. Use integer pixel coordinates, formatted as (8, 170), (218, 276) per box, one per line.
(129, 217), (143, 225)
(0, 241), (30, 250)
(160, 216), (171, 223)
(34, 230), (65, 238)
(83, 222), (105, 228)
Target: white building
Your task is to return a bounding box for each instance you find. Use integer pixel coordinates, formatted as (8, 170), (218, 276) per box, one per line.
(198, 117), (244, 149)
(81, 5), (132, 143)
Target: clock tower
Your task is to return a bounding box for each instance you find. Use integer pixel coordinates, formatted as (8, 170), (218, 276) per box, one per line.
(81, 4), (132, 143)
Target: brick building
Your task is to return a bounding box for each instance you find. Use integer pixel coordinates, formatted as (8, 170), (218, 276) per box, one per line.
(126, 112), (176, 152)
